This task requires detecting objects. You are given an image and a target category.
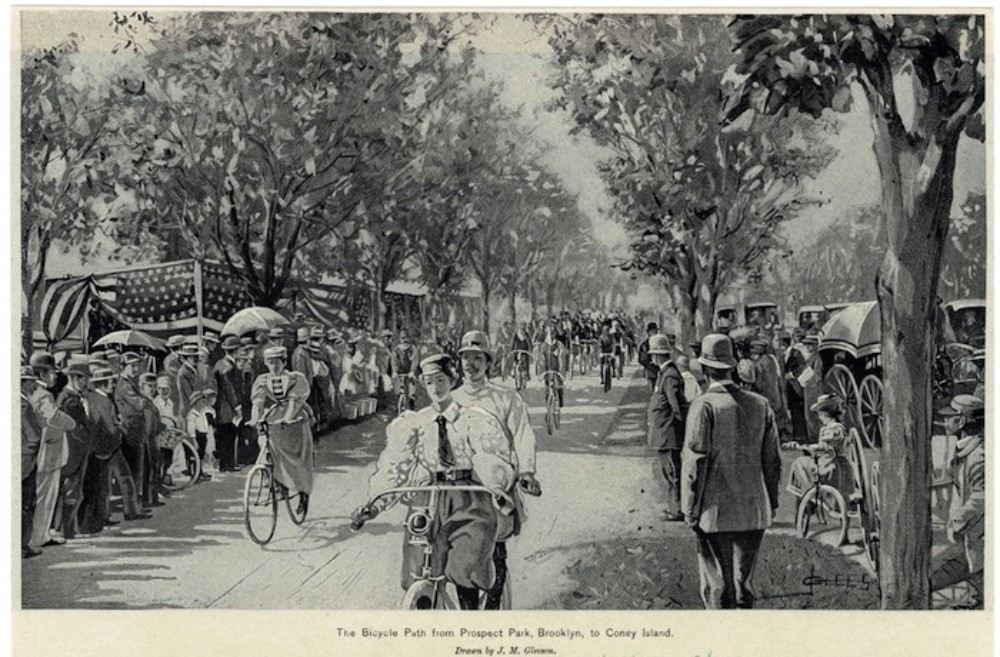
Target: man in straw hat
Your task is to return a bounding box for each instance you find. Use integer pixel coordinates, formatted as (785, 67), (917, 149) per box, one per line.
(646, 334), (688, 522)
(352, 354), (514, 610)
(452, 330), (541, 608)
(930, 393), (986, 608)
(54, 363), (95, 540)
(681, 334), (781, 609)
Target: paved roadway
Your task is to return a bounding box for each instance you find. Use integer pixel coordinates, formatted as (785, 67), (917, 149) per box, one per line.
(21, 364), (874, 609)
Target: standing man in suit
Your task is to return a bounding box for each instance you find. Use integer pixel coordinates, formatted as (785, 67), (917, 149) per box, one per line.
(21, 367), (48, 557)
(116, 352), (150, 509)
(637, 322), (660, 392)
(27, 352), (77, 549)
(213, 336), (245, 472)
(681, 334), (781, 609)
(55, 363), (94, 540)
(646, 334), (688, 522)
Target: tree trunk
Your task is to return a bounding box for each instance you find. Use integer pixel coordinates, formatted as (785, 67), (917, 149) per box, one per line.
(507, 287), (517, 331)
(528, 284), (537, 318)
(668, 284), (695, 348)
(546, 281), (556, 317)
(866, 85), (962, 609)
(480, 276), (492, 338)
(694, 279), (715, 339)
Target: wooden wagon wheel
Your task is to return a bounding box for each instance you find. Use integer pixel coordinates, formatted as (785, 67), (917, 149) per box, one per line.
(869, 461), (882, 579)
(847, 428), (879, 573)
(858, 374), (884, 449)
(825, 363), (862, 433)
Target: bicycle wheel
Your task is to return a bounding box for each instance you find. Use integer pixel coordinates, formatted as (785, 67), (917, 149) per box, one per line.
(243, 464), (278, 545)
(286, 491), (308, 525)
(796, 485), (849, 547)
(603, 363), (612, 393)
(515, 367), (525, 391)
(553, 391), (561, 429)
(402, 580), (457, 610)
(545, 388), (555, 435)
(163, 438), (201, 492)
(396, 391), (406, 417)
(578, 351), (587, 376)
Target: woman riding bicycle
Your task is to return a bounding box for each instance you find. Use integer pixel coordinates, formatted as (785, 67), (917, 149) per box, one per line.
(785, 393), (852, 500)
(248, 346), (314, 517)
(351, 354), (514, 610)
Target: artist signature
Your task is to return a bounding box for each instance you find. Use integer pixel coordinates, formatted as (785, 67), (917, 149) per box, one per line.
(802, 564), (874, 594)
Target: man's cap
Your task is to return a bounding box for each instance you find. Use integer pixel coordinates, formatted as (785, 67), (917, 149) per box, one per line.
(457, 330), (491, 358)
(29, 352), (57, 371)
(419, 353), (455, 378)
(20, 366), (38, 381)
(938, 394), (985, 419)
(647, 334), (673, 356)
(166, 335), (186, 349)
(139, 372), (158, 385)
(647, 322), (659, 332)
(750, 337), (769, 351)
(698, 334), (738, 370)
(121, 352), (142, 365)
(65, 363), (92, 378)
(263, 346), (287, 360)
(90, 368), (116, 383)
(222, 335), (241, 350)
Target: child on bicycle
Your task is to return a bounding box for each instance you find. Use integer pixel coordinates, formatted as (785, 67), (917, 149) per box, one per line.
(351, 353), (514, 610)
(785, 393), (851, 499)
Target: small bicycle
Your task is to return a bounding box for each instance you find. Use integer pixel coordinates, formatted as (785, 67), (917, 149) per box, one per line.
(353, 484), (514, 609)
(155, 421), (202, 493)
(540, 369), (564, 435)
(793, 445), (849, 547)
(242, 420), (309, 545)
(511, 350), (532, 392)
(395, 374), (417, 416)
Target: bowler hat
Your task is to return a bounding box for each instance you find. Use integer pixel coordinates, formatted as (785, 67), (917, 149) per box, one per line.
(65, 363), (92, 378)
(646, 322), (659, 332)
(419, 353), (456, 378)
(222, 335), (241, 350)
(647, 334), (672, 356)
(750, 337), (769, 351)
(698, 334), (737, 370)
(239, 335), (256, 346)
(457, 330), (491, 358)
(139, 372), (158, 385)
(29, 352), (56, 371)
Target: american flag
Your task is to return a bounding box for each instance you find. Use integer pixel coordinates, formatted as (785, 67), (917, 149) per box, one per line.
(115, 262), (197, 324)
(202, 262), (253, 323)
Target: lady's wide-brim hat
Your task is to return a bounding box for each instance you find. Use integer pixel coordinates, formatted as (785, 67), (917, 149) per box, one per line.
(810, 393), (843, 415)
(697, 334), (737, 369)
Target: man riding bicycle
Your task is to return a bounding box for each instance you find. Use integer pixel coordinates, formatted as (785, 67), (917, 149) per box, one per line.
(452, 331), (541, 609)
(390, 331), (420, 411)
(351, 354), (513, 610)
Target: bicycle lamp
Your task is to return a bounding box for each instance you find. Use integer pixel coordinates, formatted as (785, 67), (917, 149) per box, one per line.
(406, 509), (432, 536)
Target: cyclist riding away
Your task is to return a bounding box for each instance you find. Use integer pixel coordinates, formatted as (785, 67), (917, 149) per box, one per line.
(452, 331), (541, 609)
(352, 354), (514, 610)
(248, 346), (314, 518)
(391, 331), (420, 412)
(540, 325), (565, 407)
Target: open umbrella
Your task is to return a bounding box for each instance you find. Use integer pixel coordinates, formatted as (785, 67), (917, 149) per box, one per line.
(221, 306), (289, 337)
(817, 301), (880, 358)
(93, 329), (167, 351)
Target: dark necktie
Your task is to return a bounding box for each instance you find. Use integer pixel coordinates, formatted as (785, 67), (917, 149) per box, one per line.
(435, 415), (455, 469)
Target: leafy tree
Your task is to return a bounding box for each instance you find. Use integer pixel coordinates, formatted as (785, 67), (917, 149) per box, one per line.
(939, 192), (986, 299)
(540, 14), (833, 346)
(727, 13), (985, 608)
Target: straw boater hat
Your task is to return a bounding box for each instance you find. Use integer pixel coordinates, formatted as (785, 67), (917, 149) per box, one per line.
(121, 352), (142, 365)
(203, 331), (220, 344)
(698, 334), (738, 370)
(20, 365), (39, 382)
(938, 393), (985, 420)
(139, 372), (158, 386)
(178, 344), (201, 357)
(296, 327), (311, 343)
(457, 330), (491, 360)
(166, 335), (186, 349)
(268, 327), (285, 340)
(90, 368), (116, 384)
(310, 326), (326, 340)
(65, 363), (92, 379)
(263, 346), (287, 360)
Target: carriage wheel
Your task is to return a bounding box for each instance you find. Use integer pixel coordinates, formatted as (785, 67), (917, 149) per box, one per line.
(869, 461), (882, 577)
(847, 429), (879, 572)
(825, 364), (862, 433)
(858, 375), (884, 449)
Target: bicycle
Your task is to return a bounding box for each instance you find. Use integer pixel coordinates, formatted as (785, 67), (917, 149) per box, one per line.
(395, 374), (417, 416)
(242, 420), (309, 545)
(792, 445), (849, 547)
(599, 352), (615, 393)
(540, 370), (564, 435)
(582, 340), (598, 375)
(511, 350), (531, 392)
(353, 484), (514, 609)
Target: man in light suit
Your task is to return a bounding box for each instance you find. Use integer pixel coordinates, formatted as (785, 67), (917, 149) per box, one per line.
(27, 353), (77, 549)
(646, 334), (688, 522)
(681, 334), (781, 609)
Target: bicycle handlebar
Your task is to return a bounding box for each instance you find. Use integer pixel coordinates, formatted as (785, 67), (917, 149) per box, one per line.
(510, 350), (532, 357)
(540, 370), (565, 382)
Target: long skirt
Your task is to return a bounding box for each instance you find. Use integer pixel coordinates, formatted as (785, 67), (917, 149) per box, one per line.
(269, 418), (314, 495)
